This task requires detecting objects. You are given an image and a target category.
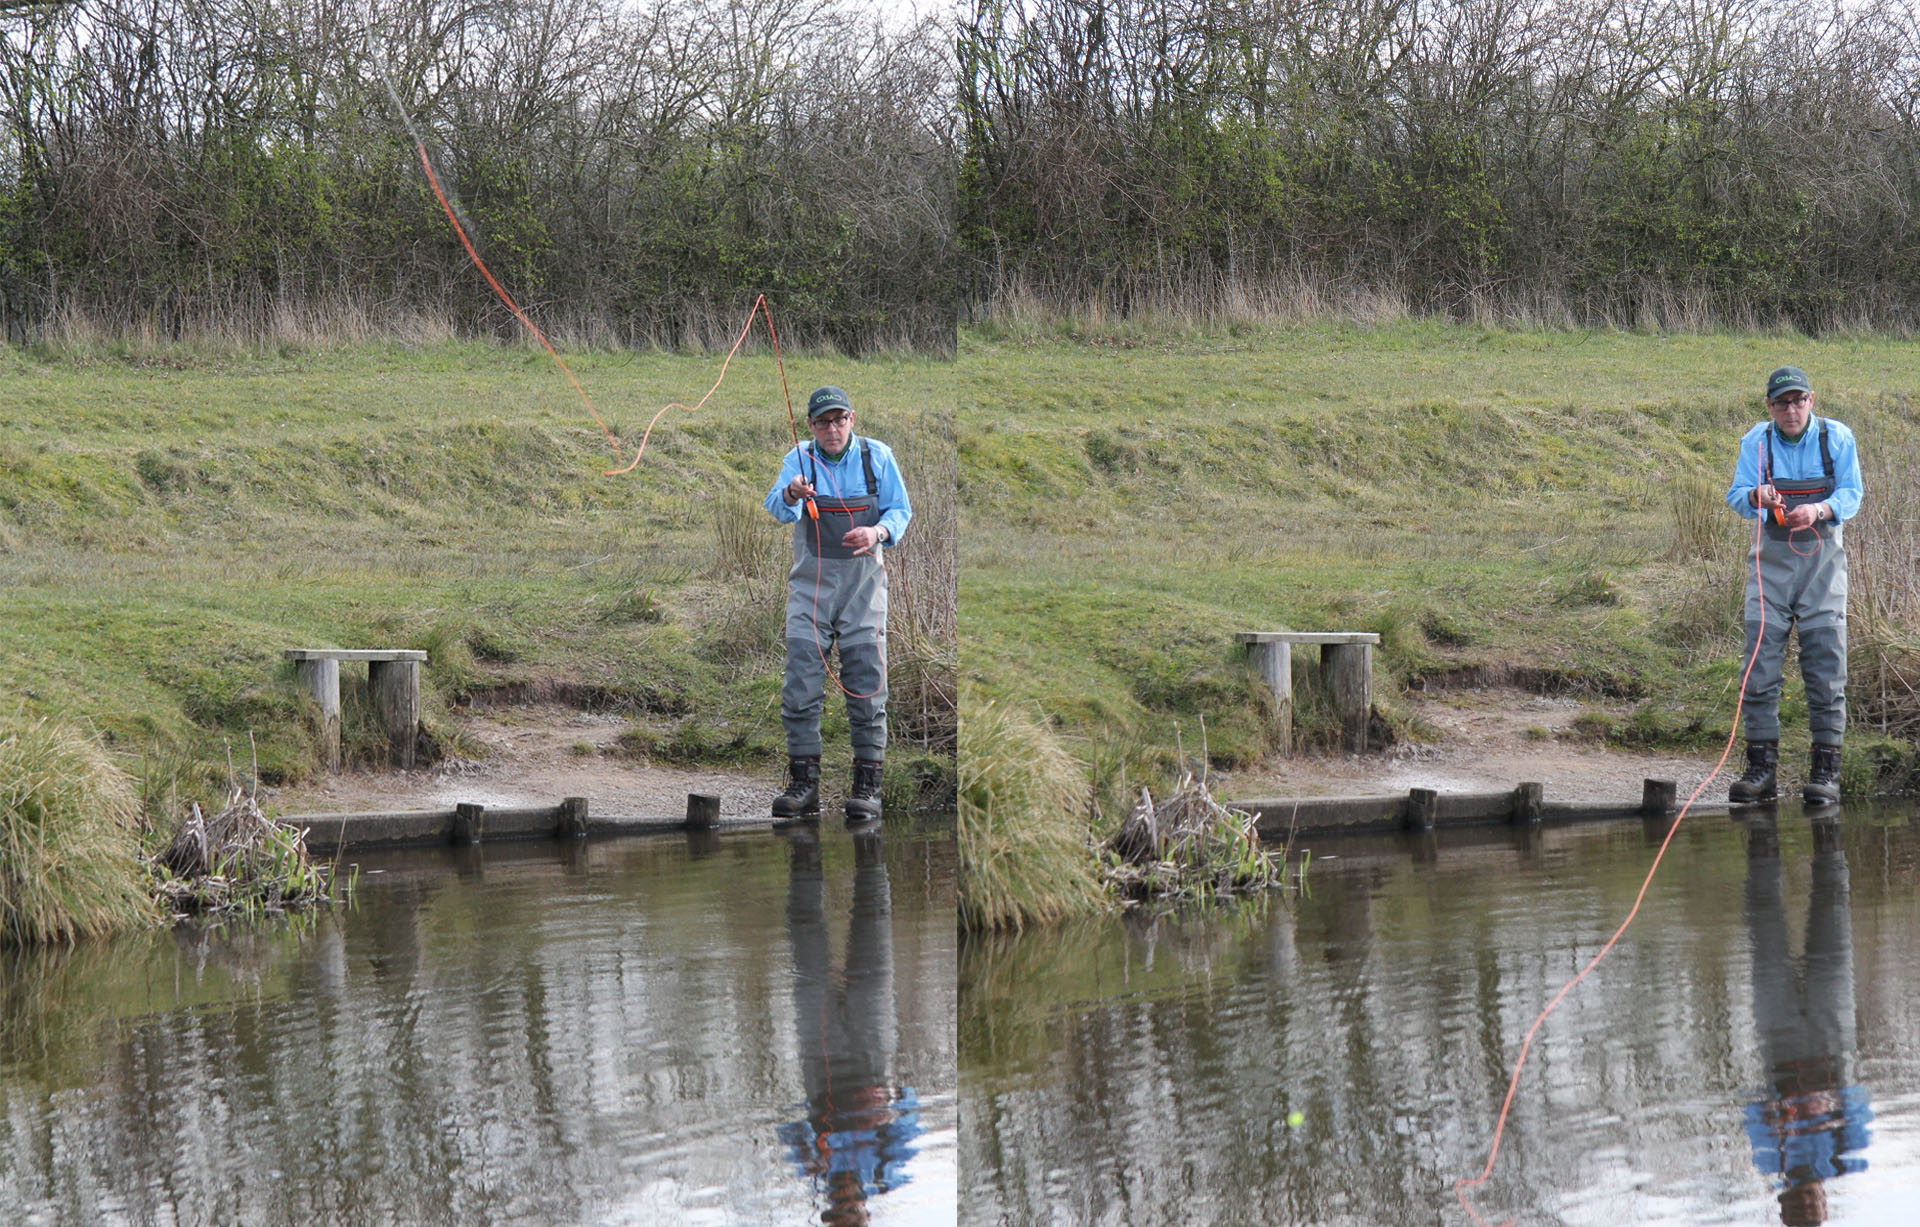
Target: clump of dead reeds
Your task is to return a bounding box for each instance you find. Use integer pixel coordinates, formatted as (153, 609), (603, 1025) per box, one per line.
(0, 714), (160, 946)
(153, 744), (340, 917)
(155, 785), (337, 917)
(1104, 772), (1294, 902)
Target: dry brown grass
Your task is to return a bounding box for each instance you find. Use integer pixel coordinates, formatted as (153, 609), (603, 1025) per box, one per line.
(710, 490), (785, 582)
(972, 265), (1919, 337)
(1850, 431), (1920, 740)
(887, 409), (957, 753)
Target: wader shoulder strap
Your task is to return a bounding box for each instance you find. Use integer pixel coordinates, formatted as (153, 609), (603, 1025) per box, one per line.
(860, 439), (878, 497)
(1761, 420), (1835, 485)
(804, 441), (879, 497)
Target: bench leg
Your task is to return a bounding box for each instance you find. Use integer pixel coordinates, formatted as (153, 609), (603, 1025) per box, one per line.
(1248, 640), (1293, 755)
(1323, 643), (1372, 754)
(369, 659), (421, 770)
(296, 658), (341, 770)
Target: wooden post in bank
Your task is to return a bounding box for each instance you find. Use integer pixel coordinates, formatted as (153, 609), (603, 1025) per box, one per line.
(1236, 631), (1380, 754)
(286, 648), (427, 770)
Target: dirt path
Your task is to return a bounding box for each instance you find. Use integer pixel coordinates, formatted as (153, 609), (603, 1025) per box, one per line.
(267, 703), (779, 820)
(1215, 686), (1730, 806)
(265, 687), (1736, 821)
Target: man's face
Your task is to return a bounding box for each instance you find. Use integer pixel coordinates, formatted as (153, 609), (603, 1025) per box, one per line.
(809, 410), (853, 454)
(1767, 389), (1813, 438)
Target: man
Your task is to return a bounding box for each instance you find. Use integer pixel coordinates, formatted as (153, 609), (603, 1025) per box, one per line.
(1725, 366), (1864, 805)
(765, 385), (912, 823)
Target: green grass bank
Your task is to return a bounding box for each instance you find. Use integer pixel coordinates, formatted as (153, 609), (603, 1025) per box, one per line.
(0, 341), (957, 837)
(958, 320), (1920, 925)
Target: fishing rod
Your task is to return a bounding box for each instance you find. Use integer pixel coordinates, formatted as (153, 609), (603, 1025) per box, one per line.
(364, 21), (878, 699)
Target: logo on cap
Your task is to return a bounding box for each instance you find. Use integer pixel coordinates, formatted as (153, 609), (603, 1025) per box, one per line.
(1766, 366), (1812, 401)
(807, 386), (853, 419)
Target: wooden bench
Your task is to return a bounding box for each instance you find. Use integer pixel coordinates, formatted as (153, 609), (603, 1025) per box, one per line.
(1235, 631), (1380, 754)
(286, 649), (426, 770)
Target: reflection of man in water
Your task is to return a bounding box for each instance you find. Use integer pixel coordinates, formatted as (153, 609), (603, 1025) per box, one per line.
(779, 828), (921, 1224)
(1742, 816), (1873, 1225)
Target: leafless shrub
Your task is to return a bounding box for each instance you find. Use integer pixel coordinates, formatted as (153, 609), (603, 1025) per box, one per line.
(961, 0), (1920, 331)
(1, 0), (956, 352)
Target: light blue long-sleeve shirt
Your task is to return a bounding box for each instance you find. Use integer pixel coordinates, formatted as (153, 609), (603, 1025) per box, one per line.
(1727, 416), (1863, 522)
(764, 435), (912, 545)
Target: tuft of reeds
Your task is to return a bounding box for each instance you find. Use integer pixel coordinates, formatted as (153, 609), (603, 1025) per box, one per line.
(711, 490), (784, 582)
(154, 784), (337, 917)
(959, 689), (1107, 931)
(1104, 773), (1294, 902)
(1666, 471), (1739, 563)
(0, 715), (160, 946)
(698, 575), (788, 671)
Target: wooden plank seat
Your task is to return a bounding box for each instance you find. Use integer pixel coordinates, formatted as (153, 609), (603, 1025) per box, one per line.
(285, 649), (427, 770)
(1234, 631), (1380, 754)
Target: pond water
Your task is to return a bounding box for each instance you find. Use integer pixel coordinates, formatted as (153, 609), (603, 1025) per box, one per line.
(0, 819), (957, 1227)
(961, 802), (1920, 1226)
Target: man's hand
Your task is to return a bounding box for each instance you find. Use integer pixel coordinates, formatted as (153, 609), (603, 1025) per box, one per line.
(784, 475), (816, 505)
(1781, 503), (1823, 530)
(1753, 483), (1783, 511)
(843, 525), (885, 554)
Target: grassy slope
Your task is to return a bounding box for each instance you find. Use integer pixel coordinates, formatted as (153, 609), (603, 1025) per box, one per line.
(0, 342), (955, 807)
(959, 320), (1920, 814)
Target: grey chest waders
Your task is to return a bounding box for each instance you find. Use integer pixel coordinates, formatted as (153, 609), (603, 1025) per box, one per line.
(1741, 419), (1848, 745)
(782, 439), (890, 761)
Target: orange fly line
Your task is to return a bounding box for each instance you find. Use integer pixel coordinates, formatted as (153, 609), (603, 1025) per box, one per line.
(1456, 499), (1811, 1224)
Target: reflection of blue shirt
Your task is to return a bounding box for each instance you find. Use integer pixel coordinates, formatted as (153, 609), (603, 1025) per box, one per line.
(778, 1085), (923, 1196)
(1743, 1084), (1873, 1181)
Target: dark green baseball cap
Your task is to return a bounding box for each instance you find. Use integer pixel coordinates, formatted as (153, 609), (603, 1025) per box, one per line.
(1765, 366), (1812, 401)
(806, 385), (853, 419)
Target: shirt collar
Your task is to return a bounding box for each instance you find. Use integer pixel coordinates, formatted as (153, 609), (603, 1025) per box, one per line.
(1772, 415), (1817, 445)
(811, 434), (859, 462)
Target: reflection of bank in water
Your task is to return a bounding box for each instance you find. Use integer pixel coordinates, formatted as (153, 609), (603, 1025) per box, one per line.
(1742, 814), (1873, 1226)
(779, 828), (922, 1225)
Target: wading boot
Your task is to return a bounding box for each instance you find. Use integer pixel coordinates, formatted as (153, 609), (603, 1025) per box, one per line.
(1728, 740), (1778, 804)
(771, 756), (821, 819)
(845, 758), (884, 826)
(1804, 743), (1842, 806)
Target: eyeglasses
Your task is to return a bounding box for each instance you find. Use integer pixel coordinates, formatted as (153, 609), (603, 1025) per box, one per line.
(1769, 393), (1810, 409)
(809, 413), (851, 428)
